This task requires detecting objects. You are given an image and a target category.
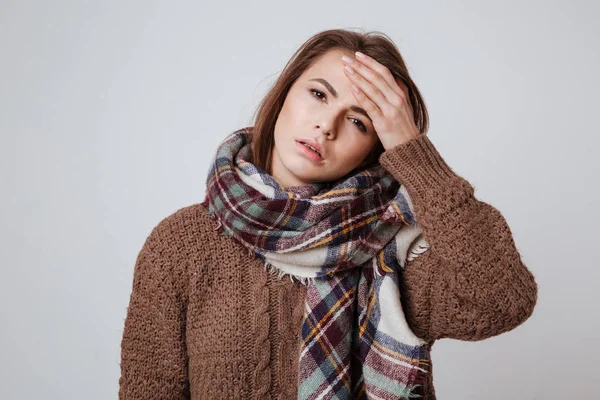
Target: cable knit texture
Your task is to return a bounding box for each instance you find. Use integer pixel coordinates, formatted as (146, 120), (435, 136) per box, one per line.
(118, 133), (538, 399)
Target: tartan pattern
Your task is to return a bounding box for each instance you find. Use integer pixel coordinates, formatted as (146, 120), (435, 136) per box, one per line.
(202, 127), (432, 399)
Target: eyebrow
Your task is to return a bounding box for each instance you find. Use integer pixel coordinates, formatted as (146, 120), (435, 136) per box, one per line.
(308, 78), (372, 122)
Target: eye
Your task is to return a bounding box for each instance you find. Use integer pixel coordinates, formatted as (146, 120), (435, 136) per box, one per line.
(350, 117), (367, 133)
(310, 88), (326, 101)
(310, 88), (367, 133)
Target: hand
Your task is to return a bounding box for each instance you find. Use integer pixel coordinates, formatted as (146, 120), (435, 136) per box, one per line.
(341, 52), (421, 150)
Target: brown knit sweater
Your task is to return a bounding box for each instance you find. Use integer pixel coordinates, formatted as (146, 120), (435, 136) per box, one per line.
(118, 133), (538, 399)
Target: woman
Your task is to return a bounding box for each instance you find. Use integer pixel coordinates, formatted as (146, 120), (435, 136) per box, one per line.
(118, 28), (538, 399)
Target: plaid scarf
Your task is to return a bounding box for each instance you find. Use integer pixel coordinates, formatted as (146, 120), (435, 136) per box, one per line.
(201, 127), (432, 399)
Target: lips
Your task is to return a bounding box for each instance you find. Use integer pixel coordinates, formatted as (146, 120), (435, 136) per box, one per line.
(296, 140), (325, 162)
(300, 142), (322, 157)
(296, 139), (325, 159)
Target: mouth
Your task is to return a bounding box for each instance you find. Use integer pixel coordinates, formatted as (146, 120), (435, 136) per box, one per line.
(296, 140), (325, 162)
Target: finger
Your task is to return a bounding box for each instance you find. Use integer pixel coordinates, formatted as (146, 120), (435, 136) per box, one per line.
(353, 52), (405, 99)
(349, 82), (383, 123)
(343, 59), (399, 112)
(395, 76), (413, 109)
(343, 64), (391, 115)
(394, 75), (409, 99)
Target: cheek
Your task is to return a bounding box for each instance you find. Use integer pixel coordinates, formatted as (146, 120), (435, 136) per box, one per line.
(283, 93), (314, 124)
(337, 138), (374, 163)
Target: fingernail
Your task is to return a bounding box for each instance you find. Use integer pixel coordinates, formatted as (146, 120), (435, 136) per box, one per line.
(355, 51), (365, 58)
(341, 55), (354, 64)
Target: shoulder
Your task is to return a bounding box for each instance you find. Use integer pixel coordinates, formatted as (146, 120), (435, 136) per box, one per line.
(151, 203), (214, 238)
(143, 202), (255, 276)
(142, 203), (219, 262)
(132, 203), (222, 298)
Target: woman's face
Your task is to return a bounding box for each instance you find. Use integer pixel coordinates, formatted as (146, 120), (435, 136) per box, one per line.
(270, 49), (380, 189)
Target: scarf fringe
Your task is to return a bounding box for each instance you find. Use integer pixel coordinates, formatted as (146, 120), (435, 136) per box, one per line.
(210, 210), (317, 285)
(406, 236), (430, 262)
(263, 261), (318, 285)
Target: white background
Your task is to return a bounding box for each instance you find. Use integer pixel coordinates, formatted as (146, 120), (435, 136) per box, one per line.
(1, 1), (598, 399)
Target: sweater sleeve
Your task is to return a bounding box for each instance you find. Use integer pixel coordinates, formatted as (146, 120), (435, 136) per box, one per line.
(378, 133), (538, 343)
(118, 220), (190, 399)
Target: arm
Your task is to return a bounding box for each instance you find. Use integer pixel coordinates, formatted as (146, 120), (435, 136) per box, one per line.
(118, 220), (190, 399)
(379, 134), (538, 342)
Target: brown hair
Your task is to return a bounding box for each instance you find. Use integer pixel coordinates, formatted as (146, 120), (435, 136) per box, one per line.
(249, 28), (429, 178)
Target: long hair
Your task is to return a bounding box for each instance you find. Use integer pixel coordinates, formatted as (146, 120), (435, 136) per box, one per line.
(250, 28), (429, 177)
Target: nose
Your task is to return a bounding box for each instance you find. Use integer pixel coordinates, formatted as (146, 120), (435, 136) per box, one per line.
(316, 107), (344, 138)
(315, 120), (336, 139)
(316, 125), (331, 136)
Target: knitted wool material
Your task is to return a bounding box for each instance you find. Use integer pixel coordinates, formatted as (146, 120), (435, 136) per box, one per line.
(118, 128), (539, 399)
(201, 127), (432, 399)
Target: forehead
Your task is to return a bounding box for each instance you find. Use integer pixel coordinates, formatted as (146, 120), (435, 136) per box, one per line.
(305, 49), (350, 73)
(297, 49), (355, 93)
